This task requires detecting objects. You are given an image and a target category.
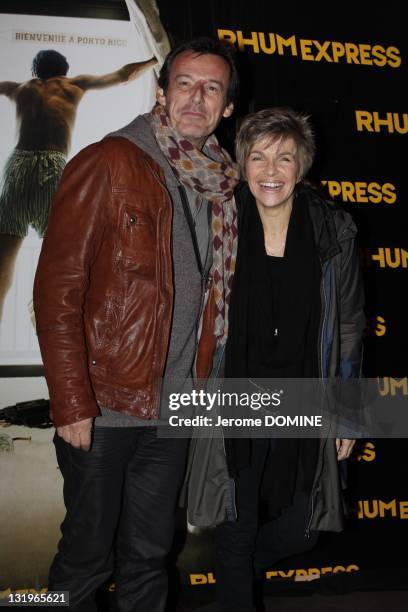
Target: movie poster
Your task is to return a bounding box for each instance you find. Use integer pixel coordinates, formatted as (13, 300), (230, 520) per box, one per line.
(0, 12), (157, 366)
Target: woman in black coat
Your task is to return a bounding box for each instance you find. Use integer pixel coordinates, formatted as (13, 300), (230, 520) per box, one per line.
(215, 108), (365, 611)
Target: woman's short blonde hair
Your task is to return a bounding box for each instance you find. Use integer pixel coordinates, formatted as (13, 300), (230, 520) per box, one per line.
(235, 107), (316, 180)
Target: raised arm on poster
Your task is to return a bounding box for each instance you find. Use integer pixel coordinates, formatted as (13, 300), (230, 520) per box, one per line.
(0, 51), (156, 321)
(125, 0), (171, 72)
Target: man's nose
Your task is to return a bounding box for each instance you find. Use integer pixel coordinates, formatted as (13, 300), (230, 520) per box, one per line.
(190, 81), (205, 103)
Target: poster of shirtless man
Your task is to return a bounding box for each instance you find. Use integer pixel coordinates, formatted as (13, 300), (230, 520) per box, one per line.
(0, 50), (156, 321)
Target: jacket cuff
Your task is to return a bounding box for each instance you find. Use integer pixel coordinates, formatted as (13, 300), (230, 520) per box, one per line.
(50, 399), (100, 427)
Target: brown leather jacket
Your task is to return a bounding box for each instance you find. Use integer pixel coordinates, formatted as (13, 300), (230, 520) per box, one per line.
(34, 137), (215, 427)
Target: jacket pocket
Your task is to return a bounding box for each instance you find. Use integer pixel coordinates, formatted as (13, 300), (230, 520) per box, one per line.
(116, 207), (156, 279)
(93, 297), (122, 351)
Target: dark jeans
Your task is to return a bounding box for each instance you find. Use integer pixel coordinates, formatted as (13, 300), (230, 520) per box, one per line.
(49, 426), (188, 612)
(215, 439), (318, 612)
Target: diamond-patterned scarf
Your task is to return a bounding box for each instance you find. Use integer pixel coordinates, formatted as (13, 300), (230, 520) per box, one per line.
(150, 103), (239, 341)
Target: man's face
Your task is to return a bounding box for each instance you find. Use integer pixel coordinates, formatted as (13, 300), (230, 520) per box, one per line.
(157, 51), (234, 149)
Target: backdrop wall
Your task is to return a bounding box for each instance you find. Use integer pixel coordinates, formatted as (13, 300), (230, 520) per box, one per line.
(156, 0), (408, 598)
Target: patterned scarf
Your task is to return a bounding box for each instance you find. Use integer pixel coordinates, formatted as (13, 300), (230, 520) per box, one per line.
(150, 103), (239, 341)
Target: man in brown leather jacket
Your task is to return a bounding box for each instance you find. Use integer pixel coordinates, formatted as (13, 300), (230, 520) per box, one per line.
(33, 38), (239, 612)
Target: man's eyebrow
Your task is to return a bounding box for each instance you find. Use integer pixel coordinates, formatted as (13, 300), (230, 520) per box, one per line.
(207, 79), (224, 88)
(175, 73), (224, 87)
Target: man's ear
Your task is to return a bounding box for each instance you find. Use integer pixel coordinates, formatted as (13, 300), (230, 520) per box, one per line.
(156, 87), (166, 106)
(223, 102), (234, 118)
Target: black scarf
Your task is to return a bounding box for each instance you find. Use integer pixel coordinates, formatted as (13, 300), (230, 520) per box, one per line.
(225, 184), (321, 515)
(226, 183), (320, 378)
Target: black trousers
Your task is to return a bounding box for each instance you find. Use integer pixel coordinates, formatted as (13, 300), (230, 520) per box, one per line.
(49, 426), (188, 612)
(215, 439), (318, 612)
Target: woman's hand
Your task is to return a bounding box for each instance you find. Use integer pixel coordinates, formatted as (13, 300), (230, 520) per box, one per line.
(336, 438), (355, 460)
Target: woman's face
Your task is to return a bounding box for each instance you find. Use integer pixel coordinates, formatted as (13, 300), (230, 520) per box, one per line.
(245, 136), (300, 211)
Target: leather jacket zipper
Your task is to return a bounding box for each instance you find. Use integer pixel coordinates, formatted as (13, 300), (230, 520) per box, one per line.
(141, 155), (174, 383)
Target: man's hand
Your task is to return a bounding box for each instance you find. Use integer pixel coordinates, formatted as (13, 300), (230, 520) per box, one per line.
(336, 438), (355, 460)
(57, 417), (93, 451)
